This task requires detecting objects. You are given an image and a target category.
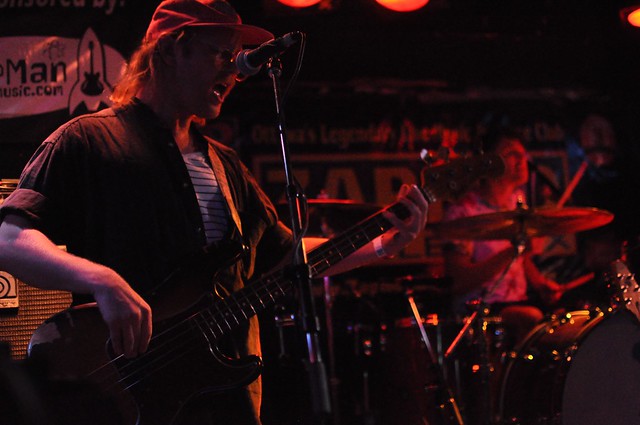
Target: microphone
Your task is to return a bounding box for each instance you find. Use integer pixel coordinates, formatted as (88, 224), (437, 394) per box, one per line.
(236, 32), (303, 77)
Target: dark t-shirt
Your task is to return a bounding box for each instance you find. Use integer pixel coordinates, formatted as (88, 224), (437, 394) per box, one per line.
(0, 99), (293, 423)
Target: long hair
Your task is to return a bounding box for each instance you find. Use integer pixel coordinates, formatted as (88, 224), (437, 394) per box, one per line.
(110, 30), (194, 106)
(110, 39), (158, 106)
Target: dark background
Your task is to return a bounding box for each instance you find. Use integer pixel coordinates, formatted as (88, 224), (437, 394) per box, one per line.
(237, 0), (640, 91)
(234, 0), (640, 241)
(3, 0), (640, 176)
(3, 2), (640, 424)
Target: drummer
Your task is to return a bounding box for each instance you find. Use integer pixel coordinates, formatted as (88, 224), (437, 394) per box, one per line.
(442, 129), (562, 344)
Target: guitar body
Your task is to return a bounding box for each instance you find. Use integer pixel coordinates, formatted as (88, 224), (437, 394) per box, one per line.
(29, 240), (261, 425)
(29, 296), (262, 425)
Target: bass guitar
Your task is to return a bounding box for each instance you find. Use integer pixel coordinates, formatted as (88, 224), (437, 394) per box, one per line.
(28, 154), (504, 425)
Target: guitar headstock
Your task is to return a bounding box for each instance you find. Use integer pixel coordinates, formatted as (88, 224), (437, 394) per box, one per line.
(609, 259), (640, 322)
(420, 153), (505, 203)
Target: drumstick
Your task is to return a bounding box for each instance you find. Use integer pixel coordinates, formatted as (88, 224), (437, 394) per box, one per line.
(561, 271), (595, 293)
(543, 272), (595, 305)
(556, 160), (588, 208)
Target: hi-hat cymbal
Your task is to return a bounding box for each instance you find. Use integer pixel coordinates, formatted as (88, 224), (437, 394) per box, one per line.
(431, 206), (614, 240)
(277, 199), (381, 237)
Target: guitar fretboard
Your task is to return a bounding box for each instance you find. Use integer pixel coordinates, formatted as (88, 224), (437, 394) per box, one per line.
(192, 154), (502, 341)
(195, 201), (409, 339)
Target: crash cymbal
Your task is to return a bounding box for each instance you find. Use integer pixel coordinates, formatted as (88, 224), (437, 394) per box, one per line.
(277, 198), (381, 237)
(432, 206), (614, 240)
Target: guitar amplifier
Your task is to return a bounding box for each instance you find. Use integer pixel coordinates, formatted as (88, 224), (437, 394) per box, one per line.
(1, 180), (73, 360)
(0, 271), (72, 360)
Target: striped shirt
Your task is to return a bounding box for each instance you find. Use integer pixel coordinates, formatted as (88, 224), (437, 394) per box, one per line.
(182, 151), (229, 243)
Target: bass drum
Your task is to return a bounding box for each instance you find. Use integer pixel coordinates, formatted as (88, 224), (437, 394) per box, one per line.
(498, 309), (640, 425)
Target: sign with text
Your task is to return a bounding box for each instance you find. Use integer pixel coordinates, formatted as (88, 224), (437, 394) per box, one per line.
(0, 30), (125, 119)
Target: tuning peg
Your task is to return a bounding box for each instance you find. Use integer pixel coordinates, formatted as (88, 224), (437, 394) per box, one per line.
(420, 147), (453, 166)
(419, 149), (433, 165)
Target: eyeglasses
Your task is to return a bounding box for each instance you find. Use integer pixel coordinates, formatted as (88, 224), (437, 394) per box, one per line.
(193, 38), (239, 67)
(208, 47), (239, 65)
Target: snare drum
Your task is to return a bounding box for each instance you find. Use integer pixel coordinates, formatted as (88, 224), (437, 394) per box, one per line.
(498, 309), (640, 425)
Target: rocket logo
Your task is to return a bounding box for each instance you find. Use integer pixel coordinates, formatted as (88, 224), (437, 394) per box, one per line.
(69, 28), (114, 114)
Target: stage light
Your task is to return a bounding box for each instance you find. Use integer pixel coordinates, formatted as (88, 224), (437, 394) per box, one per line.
(277, 0), (322, 7)
(375, 0), (429, 12)
(628, 7), (640, 27)
(620, 5), (640, 27)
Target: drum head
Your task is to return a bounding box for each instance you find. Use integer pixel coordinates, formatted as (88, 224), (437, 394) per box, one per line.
(563, 310), (640, 425)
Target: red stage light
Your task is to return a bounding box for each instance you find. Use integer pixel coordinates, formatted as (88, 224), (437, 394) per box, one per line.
(620, 5), (640, 27)
(375, 0), (429, 12)
(628, 7), (640, 27)
(277, 0), (322, 7)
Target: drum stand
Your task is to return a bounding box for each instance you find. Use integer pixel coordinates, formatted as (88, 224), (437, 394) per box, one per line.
(443, 238), (525, 425)
(403, 282), (465, 425)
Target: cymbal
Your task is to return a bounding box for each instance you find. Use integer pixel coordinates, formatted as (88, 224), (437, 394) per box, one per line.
(277, 198), (380, 237)
(431, 206), (614, 240)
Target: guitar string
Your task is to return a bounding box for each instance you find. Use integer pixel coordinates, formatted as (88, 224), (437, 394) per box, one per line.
(119, 314), (223, 391)
(88, 275), (291, 393)
(101, 263), (347, 392)
(307, 214), (389, 273)
(107, 214), (389, 387)
(76, 164), (488, 392)
(101, 261), (337, 390)
(99, 301), (243, 390)
(115, 299), (256, 390)
(90, 279), (280, 383)
(100, 315), (240, 391)
(85, 210), (394, 393)
(91, 318), (197, 389)
(112, 276), (289, 391)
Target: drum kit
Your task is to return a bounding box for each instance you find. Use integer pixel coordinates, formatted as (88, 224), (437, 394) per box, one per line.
(277, 197), (640, 425)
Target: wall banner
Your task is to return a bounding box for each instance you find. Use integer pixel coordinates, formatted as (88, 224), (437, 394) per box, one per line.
(0, 28), (125, 119)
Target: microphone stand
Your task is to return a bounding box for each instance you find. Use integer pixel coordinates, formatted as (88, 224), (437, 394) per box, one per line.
(266, 58), (331, 423)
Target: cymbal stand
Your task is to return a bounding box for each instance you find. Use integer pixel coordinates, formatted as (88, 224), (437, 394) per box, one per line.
(404, 283), (464, 425)
(443, 249), (521, 359)
(443, 234), (526, 425)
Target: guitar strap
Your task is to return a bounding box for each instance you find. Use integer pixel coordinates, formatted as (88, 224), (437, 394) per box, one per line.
(207, 143), (243, 238)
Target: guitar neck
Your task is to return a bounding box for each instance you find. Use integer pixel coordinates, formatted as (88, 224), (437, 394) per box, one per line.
(307, 203), (405, 276)
(206, 202), (405, 335)
(202, 154), (504, 337)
